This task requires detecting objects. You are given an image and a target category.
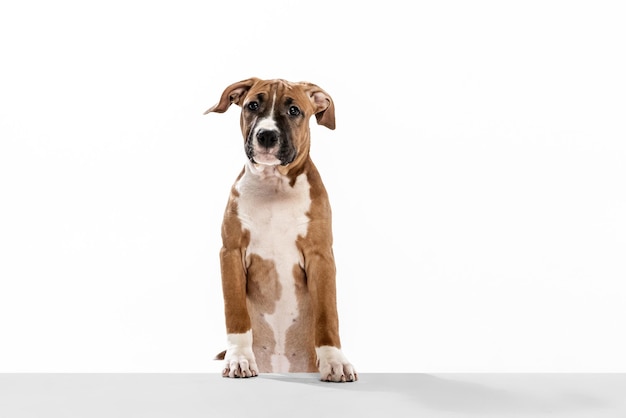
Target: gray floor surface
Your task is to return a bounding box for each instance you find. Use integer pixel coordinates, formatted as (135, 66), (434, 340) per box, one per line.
(1, 373), (625, 417)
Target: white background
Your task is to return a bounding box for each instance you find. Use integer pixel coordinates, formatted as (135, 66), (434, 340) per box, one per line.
(1, 1), (625, 373)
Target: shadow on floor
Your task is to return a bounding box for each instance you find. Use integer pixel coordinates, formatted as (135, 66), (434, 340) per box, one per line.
(259, 373), (612, 415)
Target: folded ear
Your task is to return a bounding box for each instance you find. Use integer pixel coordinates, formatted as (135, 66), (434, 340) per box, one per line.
(302, 83), (335, 130)
(203, 78), (260, 114)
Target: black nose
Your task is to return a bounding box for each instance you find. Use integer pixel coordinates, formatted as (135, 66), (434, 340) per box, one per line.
(257, 129), (279, 148)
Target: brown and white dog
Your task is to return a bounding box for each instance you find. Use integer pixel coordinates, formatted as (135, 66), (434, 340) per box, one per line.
(205, 78), (356, 382)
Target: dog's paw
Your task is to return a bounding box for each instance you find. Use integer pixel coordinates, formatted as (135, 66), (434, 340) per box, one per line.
(315, 346), (357, 383)
(222, 350), (259, 378)
(222, 331), (259, 378)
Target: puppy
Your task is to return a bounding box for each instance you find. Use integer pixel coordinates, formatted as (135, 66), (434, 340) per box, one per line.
(205, 78), (356, 382)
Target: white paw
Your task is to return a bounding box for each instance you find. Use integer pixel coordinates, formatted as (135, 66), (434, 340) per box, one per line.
(315, 346), (357, 382)
(223, 331), (259, 378)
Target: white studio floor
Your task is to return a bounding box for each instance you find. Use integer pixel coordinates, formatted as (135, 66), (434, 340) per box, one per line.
(1, 373), (624, 417)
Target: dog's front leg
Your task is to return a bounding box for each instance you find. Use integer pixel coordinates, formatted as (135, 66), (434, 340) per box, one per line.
(219, 246), (258, 378)
(306, 249), (357, 382)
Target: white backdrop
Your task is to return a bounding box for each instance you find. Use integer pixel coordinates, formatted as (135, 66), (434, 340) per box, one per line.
(1, 1), (625, 373)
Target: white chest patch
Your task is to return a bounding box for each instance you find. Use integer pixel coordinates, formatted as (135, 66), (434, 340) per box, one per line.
(235, 162), (311, 372)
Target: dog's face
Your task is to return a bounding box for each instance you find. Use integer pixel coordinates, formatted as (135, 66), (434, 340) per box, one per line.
(205, 78), (335, 168)
(242, 80), (311, 166)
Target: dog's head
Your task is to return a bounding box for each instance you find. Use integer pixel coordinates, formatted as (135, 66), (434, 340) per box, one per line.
(205, 78), (335, 168)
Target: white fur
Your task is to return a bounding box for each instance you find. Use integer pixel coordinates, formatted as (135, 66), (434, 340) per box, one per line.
(224, 330), (258, 377)
(236, 163), (311, 372)
(254, 116), (277, 131)
(316, 346), (357, 382)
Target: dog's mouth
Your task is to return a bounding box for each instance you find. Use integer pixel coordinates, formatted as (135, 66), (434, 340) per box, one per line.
(250, 152), (282, 166)
(246, 144), (296, 166)
(245, 124), (297, 166)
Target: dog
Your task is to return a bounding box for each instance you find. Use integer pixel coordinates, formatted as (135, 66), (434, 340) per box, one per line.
(205, 78), (356, 382)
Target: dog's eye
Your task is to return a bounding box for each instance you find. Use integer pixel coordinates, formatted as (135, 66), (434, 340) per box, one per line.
(247, 101), (259, 111)
(288, 106), (300, 116)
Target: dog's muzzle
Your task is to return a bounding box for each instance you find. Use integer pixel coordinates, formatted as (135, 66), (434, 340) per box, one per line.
(246, 128), (296, 166)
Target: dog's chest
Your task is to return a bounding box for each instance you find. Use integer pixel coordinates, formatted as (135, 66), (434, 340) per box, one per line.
(236, 168), (311, 259)
(234, 166), (312, 371)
